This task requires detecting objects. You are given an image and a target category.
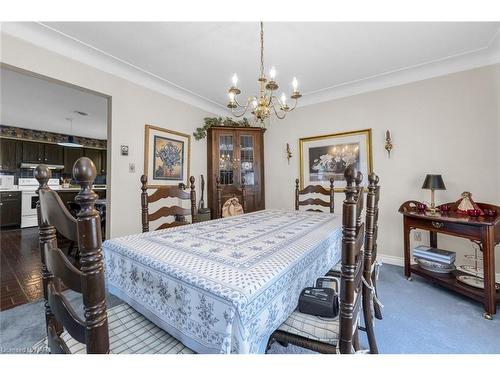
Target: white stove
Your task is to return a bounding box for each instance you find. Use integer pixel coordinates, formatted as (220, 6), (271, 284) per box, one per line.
(18, 178), (59, 228)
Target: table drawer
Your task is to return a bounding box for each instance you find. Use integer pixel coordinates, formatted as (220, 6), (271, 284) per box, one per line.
(407, 217), (481, 240)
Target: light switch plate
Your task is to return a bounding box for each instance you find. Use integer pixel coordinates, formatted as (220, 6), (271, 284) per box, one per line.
(129, 163), (135, 173)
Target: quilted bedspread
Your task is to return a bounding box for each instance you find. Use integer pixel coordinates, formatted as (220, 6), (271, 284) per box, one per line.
(103, 209), (342, 353)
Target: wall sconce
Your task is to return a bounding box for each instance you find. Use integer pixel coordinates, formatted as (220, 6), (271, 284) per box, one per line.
(385, 130), (393, 158)
(286, 143), (292, 164)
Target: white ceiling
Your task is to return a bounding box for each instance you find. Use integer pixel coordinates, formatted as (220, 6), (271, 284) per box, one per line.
(0, 67), (108, 139)
(2, 22), (500, 115)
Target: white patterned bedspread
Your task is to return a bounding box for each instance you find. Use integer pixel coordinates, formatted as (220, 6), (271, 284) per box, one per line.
(103, 209), (342, 354)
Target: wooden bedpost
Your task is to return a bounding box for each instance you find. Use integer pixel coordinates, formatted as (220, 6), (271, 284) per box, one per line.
(140, 175), (149, 232)
(35, 165), (63, 338)
(73, 157), (110, 354)
(295, 179), (300, 211)
(329, 177), (335, 213)
(189, 176), (197, 222)
(216, 176), (222, 219)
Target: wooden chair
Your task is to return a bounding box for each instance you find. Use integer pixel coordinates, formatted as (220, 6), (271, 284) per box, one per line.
(328, 171), (383, 322)
(35, 157), (193, 354)
(269, 166), (371, 354)
(140, 174), (197, 232)
(216, 176), (246, 219)
(295, 178), (334, 213)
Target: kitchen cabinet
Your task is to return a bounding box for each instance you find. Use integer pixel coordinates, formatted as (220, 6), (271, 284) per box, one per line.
(44, 143), (64, 164)
(22, 141), (63, 165)
(0, 138), (22, 171)
(83, 148), (105, 175)
(100, 149), (107, 176)
(63, 147), (84, 174)
(0, 191), (21, 227)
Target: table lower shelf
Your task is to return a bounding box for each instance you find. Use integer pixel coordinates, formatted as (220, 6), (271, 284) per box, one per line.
(410, 264), (500, 304)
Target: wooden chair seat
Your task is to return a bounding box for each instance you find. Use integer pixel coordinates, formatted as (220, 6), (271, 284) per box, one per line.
(60, 303), (194, 354)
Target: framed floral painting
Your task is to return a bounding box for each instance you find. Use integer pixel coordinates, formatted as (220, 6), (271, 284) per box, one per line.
(144, 124), (191, 188)
(299, 129), (373, 192)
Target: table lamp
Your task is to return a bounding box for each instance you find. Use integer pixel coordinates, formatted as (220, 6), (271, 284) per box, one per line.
(422, 174), (446, 213)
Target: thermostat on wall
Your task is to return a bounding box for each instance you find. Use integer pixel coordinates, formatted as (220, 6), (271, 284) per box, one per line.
(121, 145), (129, 156)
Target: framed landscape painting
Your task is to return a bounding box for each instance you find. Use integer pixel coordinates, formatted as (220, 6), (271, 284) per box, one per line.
(144, 124), (190, 188)
(299, 129), (373, 191)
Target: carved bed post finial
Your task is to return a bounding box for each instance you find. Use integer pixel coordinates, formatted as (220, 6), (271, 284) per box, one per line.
(34, 165), (62, 336)
(216, 176), (222, 219)
(329, 177), (335, 213)
(73, 157), (109, 354)
(189, 176), (197, 223)
(241, 176), (246, 213)
(141, 175), (149, 233)
(295, 178), (300, 211)
(344, 165), (357, 202)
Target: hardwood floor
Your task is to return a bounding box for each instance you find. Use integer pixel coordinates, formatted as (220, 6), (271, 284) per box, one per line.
(1, 227), (42, 311)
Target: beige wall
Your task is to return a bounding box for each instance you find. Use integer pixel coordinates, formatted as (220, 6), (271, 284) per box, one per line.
(264, 64), (500, 274)
(1, 33), (214, 237)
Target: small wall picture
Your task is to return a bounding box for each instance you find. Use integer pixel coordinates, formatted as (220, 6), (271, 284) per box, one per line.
(299, 129), (372, 191)
(144, 124), (190, 187)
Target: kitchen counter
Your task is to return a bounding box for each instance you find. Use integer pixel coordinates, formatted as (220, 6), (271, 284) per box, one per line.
(0, 186), (106, 192)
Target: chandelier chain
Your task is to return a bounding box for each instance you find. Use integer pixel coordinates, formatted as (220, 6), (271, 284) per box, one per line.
(260, 21), (264, 77)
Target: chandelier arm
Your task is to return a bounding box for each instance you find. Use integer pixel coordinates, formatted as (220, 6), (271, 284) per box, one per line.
(270, 101), (287, 119)
(287, 98), (299, 112)
(230, 97), (253, 117)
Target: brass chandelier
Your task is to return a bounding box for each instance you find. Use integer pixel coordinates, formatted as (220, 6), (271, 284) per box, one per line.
(226, 22), (301, 123)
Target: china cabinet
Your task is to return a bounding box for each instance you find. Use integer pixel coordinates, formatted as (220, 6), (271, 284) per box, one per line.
(207, 126), (265, 218)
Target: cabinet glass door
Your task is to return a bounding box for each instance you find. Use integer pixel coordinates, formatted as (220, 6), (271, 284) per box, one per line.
(218, 135), (235, 185)
(240, 134), (255, 186)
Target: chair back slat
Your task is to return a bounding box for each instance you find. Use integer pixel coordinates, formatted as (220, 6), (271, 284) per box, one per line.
(295, 178), (334, 213)
(45, 246), (83, 293)
(47, 283), (86, 343)
(339, 165), (364, 354)
(298, 198), (331, 208)
(36, 157), (110, 354)
(216, 176), (246, 218)
(38, 190), (78, 242)
(148, 206), (191, 221)
(156, 221), (188, 230)
(300, 185), (331, 195)
(147, 185), (191, 202)
(141, 175), (196, 232)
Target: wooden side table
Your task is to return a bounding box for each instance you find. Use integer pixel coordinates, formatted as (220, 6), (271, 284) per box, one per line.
(399, 201), (500, 319)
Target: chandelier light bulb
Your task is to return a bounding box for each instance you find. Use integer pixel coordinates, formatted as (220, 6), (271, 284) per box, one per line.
(292, 77), (298, 92)
(232, 73), (238, 86)
(281, 93), (287, 105)
(228, 92), (235, 102)
(269, 66), (276, 80)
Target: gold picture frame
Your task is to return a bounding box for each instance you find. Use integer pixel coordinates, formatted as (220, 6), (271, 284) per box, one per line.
(144, 124), (191, 188)
(299, 128), (373, 192)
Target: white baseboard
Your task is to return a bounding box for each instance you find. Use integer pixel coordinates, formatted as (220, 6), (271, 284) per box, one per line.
(378, 253), (500, 282)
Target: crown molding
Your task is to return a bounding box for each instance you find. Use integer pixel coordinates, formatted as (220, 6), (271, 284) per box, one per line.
(2, 22), (499, 115)
(297, 27), (500, 107)
(1, 22), (227, 116)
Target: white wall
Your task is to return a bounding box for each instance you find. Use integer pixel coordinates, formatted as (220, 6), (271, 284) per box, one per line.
(1, 33), (214, 237)
(264, 64), (500, 272)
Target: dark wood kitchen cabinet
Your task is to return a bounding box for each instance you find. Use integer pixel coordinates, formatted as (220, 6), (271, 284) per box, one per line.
(207, 126), (266, 218)
(84, 148), (105, 175)
(22, 141), (63, 165)
(63, 147), (84, 174)
(0, 191), (21, 228)
(0, 138), (22, 171)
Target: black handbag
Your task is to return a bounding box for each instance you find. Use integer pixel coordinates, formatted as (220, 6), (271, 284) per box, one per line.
(298, 287), (339, 318)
